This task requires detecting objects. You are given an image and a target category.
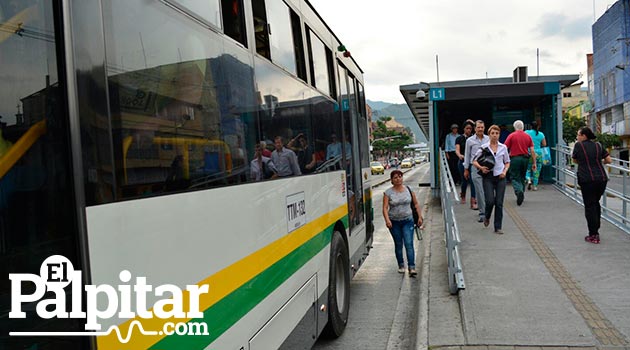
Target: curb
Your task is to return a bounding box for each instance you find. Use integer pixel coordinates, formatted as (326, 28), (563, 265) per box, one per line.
(415, 194), (432, 350)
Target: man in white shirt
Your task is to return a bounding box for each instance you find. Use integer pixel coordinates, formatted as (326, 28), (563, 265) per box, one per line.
(250, 143), (277, 181)
(271, 136), (301, 177)
(463, 120), (490, 222)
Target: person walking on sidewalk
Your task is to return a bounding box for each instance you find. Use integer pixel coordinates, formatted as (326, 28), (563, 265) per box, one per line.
(445, 124), (461, 185)
(525, 121), (546, 191)
(473, 125), (510, 234)
(504, 120), (536, 206)
(456, 121), (475, 207)
(464, 120), (490, 222)
(383, 170), (423, 276)
(571, 127), (612, 244)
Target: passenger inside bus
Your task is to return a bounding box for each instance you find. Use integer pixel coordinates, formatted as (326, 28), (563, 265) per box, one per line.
(271, 136), (301, 177)
(287, 133), (316, 174)
(250, 143), (277, 181)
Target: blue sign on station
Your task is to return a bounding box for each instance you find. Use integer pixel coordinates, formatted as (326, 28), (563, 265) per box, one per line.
(429, 88), (445, 101)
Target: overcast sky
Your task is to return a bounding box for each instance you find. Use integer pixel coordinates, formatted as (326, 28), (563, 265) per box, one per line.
(309, 0), (612, 104)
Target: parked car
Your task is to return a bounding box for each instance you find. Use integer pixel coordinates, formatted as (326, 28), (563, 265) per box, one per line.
(370, 161), (385, 175)
(401, 158), (413, 168)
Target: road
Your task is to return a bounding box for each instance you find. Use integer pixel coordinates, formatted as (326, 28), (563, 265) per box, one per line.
(313, 163), (431, 350)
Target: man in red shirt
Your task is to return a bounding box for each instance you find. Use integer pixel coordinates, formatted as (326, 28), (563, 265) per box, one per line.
(504, 120), (536, 206)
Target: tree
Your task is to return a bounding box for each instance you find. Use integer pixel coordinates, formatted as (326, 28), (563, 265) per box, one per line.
(371, 116), (412, 159)
(562, 113), (585, 144)
(595, 132), (621, 150)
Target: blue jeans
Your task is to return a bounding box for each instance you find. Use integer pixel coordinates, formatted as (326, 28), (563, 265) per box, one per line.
(389, 218), (415, 268)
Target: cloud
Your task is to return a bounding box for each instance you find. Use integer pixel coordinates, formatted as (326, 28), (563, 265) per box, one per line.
(536, 13), (591, 40)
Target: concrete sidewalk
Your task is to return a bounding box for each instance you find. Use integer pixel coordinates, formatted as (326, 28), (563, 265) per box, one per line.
(449, 183), (630, 347)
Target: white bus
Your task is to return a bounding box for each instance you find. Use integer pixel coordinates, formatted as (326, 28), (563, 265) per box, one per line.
(0, 0), (373, 349)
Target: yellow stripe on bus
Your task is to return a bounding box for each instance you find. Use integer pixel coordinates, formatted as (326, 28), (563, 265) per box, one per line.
(97, 203), (348, 350)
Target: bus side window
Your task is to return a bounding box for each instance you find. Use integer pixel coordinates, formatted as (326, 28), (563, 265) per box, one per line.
(222, 0), (247, 47)
(306, 28), (333, 98)
(252, 0), (271, 59)
(252, 0), (299, 76)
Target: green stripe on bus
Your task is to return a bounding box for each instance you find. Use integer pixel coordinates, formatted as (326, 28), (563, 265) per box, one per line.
(150, 217), (345, 349)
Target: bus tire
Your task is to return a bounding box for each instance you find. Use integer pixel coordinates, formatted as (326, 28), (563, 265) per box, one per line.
(323, 231), (350, 338)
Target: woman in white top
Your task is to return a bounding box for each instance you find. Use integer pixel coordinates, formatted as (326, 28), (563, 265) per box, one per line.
(473, 125), (511, 234)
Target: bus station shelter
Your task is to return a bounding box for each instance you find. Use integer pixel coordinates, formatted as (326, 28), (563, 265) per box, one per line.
(400, 71), (579, 192)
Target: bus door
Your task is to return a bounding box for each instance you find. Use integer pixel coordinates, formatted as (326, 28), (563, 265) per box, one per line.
(355, 81), (373, 243)
(338, 64), (365, 230)
(0, 2), (87, 349)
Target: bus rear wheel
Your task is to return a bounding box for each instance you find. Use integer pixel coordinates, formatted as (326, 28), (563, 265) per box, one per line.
(322, 231), (350, 338)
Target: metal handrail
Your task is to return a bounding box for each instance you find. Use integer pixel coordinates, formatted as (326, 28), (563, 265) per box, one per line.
(553, 144), (629, 234)
(439, 148), (465, 294)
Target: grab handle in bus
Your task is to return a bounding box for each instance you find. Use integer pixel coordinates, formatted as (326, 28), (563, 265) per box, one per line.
(0, 119), (47, 180)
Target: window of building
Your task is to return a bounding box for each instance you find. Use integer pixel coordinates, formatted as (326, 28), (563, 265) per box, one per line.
(563, 92), (572, 98)
(221, 0), (247, 47)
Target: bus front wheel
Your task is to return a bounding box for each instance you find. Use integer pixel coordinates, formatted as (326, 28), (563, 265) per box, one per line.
(323, 231), (350, 338)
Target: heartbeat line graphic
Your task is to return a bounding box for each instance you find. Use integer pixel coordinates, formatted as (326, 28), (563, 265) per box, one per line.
(10, 320), (159, 343)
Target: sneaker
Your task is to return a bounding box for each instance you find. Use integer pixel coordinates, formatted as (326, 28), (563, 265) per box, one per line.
(483, 218), (490, 227)
(398, 267), (406, 273)
(532, 186), (538, 191)
(527, 179), (532, 191)
(494, 229), (504, 234)
(517, 191), (524, 206)
(478, 215), (484, 223)
(408, 268), (417, 277)
(584, 235), (600, 244)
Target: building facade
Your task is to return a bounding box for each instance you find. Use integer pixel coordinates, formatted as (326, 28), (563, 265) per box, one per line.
(561, 83), (589, 117)
(592, 0), (630, 153)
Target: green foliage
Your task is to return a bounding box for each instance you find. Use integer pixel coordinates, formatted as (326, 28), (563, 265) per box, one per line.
(371, 116), (412, 156)
(595, 132), (621, 149)
(562, 113), (585, 144)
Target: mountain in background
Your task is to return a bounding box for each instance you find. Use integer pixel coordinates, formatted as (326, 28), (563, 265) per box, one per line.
(368, 100), (427, 143)
(366, 100), (391, 111)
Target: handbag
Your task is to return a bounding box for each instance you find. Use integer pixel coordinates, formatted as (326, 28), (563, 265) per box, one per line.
(262, 159), (275, 179)
(407, 186), (420, 227)
(541, 146), (551, 166)
(476, 147), (495, 176)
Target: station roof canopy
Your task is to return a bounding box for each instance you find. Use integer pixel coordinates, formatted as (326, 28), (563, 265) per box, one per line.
(400, 74), (579, 137)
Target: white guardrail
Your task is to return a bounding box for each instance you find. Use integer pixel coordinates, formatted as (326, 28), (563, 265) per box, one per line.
(553, 144), (630, 234)
(439, 149), (466, 294)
